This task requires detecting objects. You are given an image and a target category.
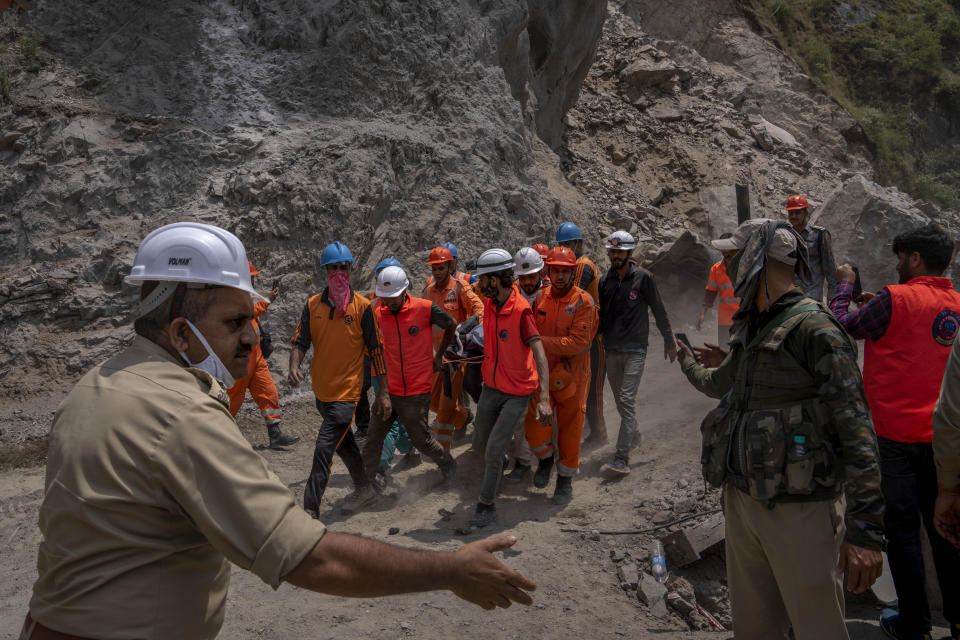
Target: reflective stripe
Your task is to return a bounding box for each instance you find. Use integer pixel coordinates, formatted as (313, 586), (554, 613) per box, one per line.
(556, 461), (579, 476)
(265, 418), (281, 427)
(531, 442), (552, 456)
(719, 297), (740, 304)
(706, 281), (719, 288)
(261, 409), (283, 417)
(435, 433), (453, 442)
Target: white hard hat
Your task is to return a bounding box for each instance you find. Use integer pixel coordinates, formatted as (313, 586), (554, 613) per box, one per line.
(125, 222), (263, 314)
(513, 247), (544, 276)
(605, 230), (636, 250)
(375, 265), (410, 298)
(474, 248), (514, 277)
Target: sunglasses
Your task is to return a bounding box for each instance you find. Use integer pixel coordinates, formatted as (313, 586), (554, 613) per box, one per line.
(327, 263), (351, 271)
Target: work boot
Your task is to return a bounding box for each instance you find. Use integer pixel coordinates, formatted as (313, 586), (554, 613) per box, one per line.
(437, 455), (458, 488)
(552, 475), (573, 506)
(601, 457), (630, 477)
(504, 462), (531, 484)
(468, 502), (497, 528)
(534, 456), (554, 488)
(267, 423), (300, 449)
(401, 450), (422, 468)
(341, 484), (377, 514)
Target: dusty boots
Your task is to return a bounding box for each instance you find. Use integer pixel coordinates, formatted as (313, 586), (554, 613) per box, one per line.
(267, 423), (300, 449)
(552, 475), (573, 505)
(533, 456), (554, 488)
(504, 461), (531, 484)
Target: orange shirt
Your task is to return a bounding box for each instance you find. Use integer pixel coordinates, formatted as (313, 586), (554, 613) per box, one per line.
(421, 276), (484, 348)
(705, 261), (739, 326)
(574, 255), (600, 308)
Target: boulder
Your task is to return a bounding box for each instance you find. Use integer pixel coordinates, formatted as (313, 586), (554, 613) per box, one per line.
(646, 230), (721, 320)
(810, 175), (932, 292)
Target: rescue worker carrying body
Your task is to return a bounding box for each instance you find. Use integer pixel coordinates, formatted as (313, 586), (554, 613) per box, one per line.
(504, 247), (548, 483)
(523, 246), (597, 503)
(422, 246), (484, 450)
(289, 242), (385, 516)
(556, 221), (606, 446)
(226, 261), (300, 449)
(355, 266), (460, 509)
(697, 233), (740, 348)
(469, 248), (553, 527)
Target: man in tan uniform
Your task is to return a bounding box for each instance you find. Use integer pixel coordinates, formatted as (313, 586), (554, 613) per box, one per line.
(21, 222), (535, 640)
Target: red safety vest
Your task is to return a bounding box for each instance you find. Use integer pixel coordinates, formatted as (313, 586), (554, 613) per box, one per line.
(482, 288), (539, 396)
(863, 276), (960, 442)
(375, 295), (435, 396)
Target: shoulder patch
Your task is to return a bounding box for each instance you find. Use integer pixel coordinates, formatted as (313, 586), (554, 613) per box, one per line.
(933, 309), (960, 346)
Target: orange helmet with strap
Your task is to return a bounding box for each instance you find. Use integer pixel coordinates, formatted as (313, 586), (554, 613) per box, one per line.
(532, 243), (549, 259)
(426, 246), (454, 265)
(786, 195), (809, 210)
(545, 246), (577, 267)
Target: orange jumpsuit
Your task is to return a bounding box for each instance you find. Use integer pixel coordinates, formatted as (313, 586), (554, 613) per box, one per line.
(227, 300), (282, 425)
(422, 276), (484, 450)
(525, 284), (597, 475)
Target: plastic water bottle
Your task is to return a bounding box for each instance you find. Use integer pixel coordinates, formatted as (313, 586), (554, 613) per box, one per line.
(651, 541), (668, 583)
(792, 435), (808, 458)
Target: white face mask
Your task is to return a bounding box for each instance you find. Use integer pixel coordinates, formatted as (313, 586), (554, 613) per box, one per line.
(179, 318), (236, 388)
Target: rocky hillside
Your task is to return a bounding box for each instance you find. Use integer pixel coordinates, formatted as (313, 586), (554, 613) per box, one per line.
(1, 0), (957, 441)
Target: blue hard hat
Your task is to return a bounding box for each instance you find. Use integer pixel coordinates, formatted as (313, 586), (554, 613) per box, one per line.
(441, 242), (459, 259)
(556, 222), (582, 243)
(375, 256), (401, 276)
(320, 241), (354, 267)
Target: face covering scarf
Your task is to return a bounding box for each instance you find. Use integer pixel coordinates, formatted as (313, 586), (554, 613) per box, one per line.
(179, 318), (236, 388)
(328, 270), (351, 317)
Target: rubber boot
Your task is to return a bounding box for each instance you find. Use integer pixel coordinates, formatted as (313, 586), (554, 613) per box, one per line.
(534, 456), (554, 488)
(267, 423), (300, 449)
(552, 474), (573, 505)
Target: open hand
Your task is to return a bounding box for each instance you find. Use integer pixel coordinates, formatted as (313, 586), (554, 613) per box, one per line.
(288, 368), (303, 387)
(693, 342), (728, 368)
(450, 536), (537, 609)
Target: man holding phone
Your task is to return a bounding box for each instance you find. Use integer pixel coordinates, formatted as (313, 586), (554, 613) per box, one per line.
(597, 230), (676, 476)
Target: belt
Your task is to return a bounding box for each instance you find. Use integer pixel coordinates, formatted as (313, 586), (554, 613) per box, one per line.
(21, 615), (95, 640)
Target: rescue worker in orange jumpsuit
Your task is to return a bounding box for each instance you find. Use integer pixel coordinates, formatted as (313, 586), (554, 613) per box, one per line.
(226, 262), (300, 449)
(525, 246), (597, 504)
(697, 233), (740, 348)
(422, 246), (484, 450)
(556, 222), (605, 446)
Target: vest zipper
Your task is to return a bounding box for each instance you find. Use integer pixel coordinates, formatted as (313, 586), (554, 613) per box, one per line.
(394, 313), (407, 395)
(492, 308), (500, 387)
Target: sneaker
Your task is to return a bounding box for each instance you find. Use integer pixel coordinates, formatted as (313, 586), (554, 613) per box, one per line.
(879, 609), (933, 640)
(341, 485), (377, 514)
(372, 471), (388, 492)
(601, 458), (630, 476)
(552, 475), (573, 505)
(468, 502), (496, 528)
(534, 456), (554, 488)
(504, 462), (531, 484)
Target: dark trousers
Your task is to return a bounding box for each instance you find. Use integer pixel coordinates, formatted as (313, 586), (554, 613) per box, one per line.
(303, 399), (367, 513)
(355, 360), (371, 434)
(879, 437), (960, 634)
(585, 336), (605, 437)
(361, 392), (449, 482)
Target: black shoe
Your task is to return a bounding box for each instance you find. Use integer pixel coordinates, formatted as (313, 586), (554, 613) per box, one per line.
(468, 502), (496, 527)
(504, 462), (531, 484)
(438, 456), (457, 488)
(267, 424), (300, 449)
(552, 475), (573, 505)
(534, 456), (554, 488)
(601, 457), (630, 476)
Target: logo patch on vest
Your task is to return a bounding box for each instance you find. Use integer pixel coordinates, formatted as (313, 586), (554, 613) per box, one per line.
(408, 325), (420, 336)
(564, 304), (576, 316)
(343, 314), (354, 325)
(932, 309), (960, 346)
(628, 290), (639, 300)
(445, 290), (457, 302)
(499, 329), (509, 341)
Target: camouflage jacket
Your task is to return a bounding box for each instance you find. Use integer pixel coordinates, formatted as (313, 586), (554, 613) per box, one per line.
(682, 289), (885, 550)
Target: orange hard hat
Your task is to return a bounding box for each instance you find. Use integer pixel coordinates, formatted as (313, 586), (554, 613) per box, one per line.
(532, 243), (549, 259)
(248, 261), (260, 276)
(545, 246), (577, 267)
(426, 246), (454, 265)
(786, 195), (809, 210)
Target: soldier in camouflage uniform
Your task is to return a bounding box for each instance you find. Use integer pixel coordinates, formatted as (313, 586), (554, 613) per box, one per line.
(678, 219), (885, 640)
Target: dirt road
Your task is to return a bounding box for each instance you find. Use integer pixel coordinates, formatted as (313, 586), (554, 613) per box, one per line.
(0, 325), (947, 639)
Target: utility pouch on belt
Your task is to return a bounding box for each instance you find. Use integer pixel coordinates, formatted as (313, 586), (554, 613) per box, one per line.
(549, 361), (577, 402)
(256, 319), (274, 358)
(699, 393), (733, 488)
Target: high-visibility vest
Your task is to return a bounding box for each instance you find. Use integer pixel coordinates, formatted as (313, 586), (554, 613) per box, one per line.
(864, 276), (960, 443)
(481, 288), (539, 396)
(375, 295), (435, 396)
(707, 261), (739, 326)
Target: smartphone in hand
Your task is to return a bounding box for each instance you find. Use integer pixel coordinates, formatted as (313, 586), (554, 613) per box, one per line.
(272, 278), (281, 291)
(675, 332), (693, 353)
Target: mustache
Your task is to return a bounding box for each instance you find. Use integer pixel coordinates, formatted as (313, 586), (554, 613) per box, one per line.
(236, 346), (252, 358)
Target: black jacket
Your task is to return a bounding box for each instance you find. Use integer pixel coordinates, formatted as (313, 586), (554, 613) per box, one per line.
(598, 263), (673, 351)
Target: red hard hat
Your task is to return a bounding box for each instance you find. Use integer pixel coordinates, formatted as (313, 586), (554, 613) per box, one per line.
(248, 261), (260, 276)
(786, 195), (809, 211)
(532, 243), (549, 259)
(545, 246), (577, 267)
(426, 246), (454, 265)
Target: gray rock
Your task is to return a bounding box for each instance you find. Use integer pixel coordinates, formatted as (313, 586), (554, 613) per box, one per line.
(610, 549), (627, 562)
(637, 573), (669, 618)
(617, 562), (640, 590)
(651, 510), (674, 525)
